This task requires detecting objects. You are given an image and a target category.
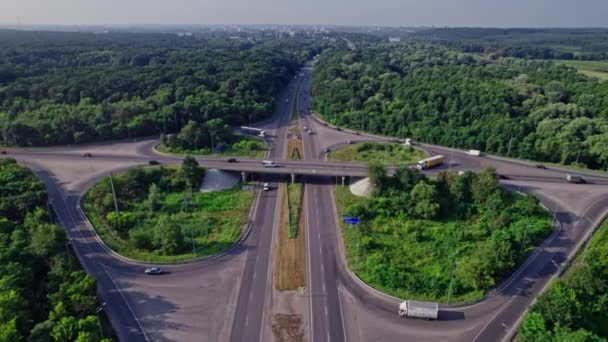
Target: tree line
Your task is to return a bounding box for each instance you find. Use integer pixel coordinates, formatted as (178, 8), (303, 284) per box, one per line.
(312, 43), (608, 170)
(0, 30), (326, 146)
(0, 158), (110, 341)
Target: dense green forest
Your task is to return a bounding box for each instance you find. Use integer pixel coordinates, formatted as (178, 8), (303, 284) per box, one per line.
(336, 166), (551, 302)
(0, 158), (110, 341)
(519, 219), (608, 341)
(407, 28), (608, 60)
(84, 157), (253, 262)
(0, 30), (325, 146)
(312, 43), (608, 170)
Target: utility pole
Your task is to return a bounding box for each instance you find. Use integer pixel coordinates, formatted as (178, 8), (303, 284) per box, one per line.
(506, 137), (513, 158)
(575, 142), (582, 164)
(519, 225), (529, 259)
(96, 303), (106, 339)
(109, 174), (119, 215)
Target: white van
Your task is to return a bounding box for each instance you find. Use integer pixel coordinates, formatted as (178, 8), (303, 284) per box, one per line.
(262, 160), (277, 168)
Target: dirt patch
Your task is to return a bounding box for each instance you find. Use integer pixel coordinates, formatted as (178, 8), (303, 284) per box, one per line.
(272, 314), (305, 342)
(275, 184), (306, 291)
(286, 138), (303, 160)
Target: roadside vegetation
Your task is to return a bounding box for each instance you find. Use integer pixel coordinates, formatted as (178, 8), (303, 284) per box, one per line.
(158, 133), (267, 159)
(0, 30), (326, 147)
(0, 158), (113, 341)
(329, 142), (426, 165)
(313, 43), (608, 170)
(519, 219), (608, 341)
(83, 157), (253, 262)
(335, 164), (552, 302)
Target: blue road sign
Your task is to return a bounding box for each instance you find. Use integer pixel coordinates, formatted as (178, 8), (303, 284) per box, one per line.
(343, 216), (360, 225)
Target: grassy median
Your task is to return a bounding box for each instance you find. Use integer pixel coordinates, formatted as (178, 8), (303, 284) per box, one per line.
(275, 128), (306, 291)
(329, 142), (426, 165)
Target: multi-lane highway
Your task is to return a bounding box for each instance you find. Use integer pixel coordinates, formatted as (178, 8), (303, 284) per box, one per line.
(4, 59), (608, 342)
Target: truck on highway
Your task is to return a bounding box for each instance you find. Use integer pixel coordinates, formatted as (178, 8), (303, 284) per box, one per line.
(467, 149), (481, 156)
(398, 300), (439, 319)
(241, 126), (266, 138)
(416, 155), (444, 170)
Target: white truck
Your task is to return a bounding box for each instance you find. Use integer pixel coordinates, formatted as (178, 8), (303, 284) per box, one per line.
(399, 300), (439, 320)
(566, 174), (584, 184)
(467, 149), (481, 156)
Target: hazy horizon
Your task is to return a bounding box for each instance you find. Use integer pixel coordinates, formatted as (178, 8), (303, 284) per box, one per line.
(1, 0), (607, 28)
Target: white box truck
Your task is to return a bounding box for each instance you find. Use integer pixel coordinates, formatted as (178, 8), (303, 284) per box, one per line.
(399, 300), (439, 320)
(467, 149), (481, 156)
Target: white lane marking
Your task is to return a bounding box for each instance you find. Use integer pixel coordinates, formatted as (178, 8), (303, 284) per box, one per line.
(253, 270), (257, 280)
(322, 282), (326, 294)
(305, 186), (315, 342)
(337, 286), (348, 342)
(102, 266), (151, 342)
(325, 305), (328, 318)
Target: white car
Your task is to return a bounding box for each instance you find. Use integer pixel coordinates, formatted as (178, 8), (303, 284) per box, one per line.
(144, 267), (163, 275)
(263, 183), (270, 191)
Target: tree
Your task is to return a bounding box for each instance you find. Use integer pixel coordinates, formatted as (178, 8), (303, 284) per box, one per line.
(520, 312), (550, 342)
(0, 318), (21, 342)
(410, 181), (440, 219)
(145, 183), (162, 212)
(368, 162), (388, 196)
(472, 168), (499, 205)
(180, 156), (204, 190)
(154, 216), (185, 255)
(534, 282), (580, 330)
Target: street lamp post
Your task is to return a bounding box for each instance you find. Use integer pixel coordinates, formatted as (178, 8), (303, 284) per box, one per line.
(96, 303), (106, 339)
(65, 240), (72, 270)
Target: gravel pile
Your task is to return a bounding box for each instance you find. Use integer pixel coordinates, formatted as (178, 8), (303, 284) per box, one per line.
(349, 177), (372, 197)
(199, 169), (239, 193)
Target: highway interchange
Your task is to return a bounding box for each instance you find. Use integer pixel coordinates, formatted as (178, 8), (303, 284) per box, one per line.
(4, 60), (608, 342)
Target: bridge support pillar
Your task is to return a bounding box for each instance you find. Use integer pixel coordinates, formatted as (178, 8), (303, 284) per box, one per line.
(241, 172), (247, 183)
(291, 173), (296, 184)
(342, 176), (346, 187)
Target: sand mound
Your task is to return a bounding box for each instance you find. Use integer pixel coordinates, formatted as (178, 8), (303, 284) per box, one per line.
(350, 177), (372, 197)
(199, 169), (239, 193)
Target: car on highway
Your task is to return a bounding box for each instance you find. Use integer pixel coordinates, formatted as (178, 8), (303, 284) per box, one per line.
(323, 148), (331, 153)
(347, 140), (354, 144)
(0, 150), (7, 154)
(148, 160), (161, 165)
(263, 183), (270, 191)
(82, 153), (92, 158)
(535, 164), (547, 169)
(262, 160), (277, 167)
(336, 127), (343, 131)
(227, 158), (238, 163)
(144, 267), (163, 275)
(567, 174), (584, 184)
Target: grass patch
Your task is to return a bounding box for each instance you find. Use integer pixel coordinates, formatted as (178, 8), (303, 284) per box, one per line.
(329, 142), (426, 165)
(158, 134), (267, 158)
(287, 183), (303, 238)
(287, 139), (303, 160)
(272, 314), (305, 342)
(275, 184), (306, 291)
(334, 177), (552, 303)
(83, 167), (253, 262)
(553, 60), (608, 80)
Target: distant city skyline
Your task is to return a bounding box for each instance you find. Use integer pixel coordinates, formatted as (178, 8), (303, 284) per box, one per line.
(0, 0), (607, 27)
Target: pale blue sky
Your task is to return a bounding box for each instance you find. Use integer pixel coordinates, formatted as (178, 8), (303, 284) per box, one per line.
(0, 0), (607, 27)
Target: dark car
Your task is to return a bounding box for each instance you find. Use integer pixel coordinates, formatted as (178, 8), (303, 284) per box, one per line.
(355, 132), (360, 135)
(144, 267), (163, 275)
(347, 140), (354, 145)
(535, 164), (547, 169)
(0, 150), (7, 155)
(82, 153), (92, 158)
(227, 158), (238, 163)
(148, 160), (161, 166)
(323, 148), (331, 153)
(497, 174), (510, 180)
(336, 127), (343, 131)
